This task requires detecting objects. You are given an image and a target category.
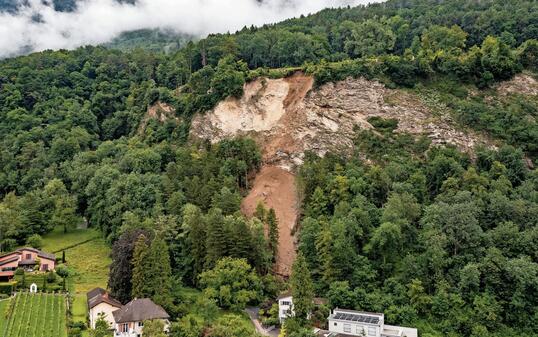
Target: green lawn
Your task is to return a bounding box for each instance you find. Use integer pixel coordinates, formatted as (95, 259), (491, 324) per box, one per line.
(64, 237), (111, 294)
(0, 298), (11, 334)
(42, 227), (111, 295)
(3, 292), (67, 337)
(41, 226), (101, 253)
(72, 294), (87, 323)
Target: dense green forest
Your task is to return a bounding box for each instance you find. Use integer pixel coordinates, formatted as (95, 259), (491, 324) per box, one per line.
(0, 0), (537, 337)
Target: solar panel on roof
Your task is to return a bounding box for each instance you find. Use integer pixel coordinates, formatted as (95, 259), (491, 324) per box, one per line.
(332, 312), (380, 325)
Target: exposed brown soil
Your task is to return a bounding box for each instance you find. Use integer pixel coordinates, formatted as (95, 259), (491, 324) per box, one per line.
(191, 73), (490, 170)
(190, 71), (501, 274)
(138, 101), (178, 134)
(241, 166), (298, 277)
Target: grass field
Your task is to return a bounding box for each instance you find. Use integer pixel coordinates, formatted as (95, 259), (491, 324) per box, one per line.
(3, 292), (67, 337)
(41, 226), (101, 253)
(42, 227), (111, 295)
(0, 298), (10, 333)
(65, 237), (111, 294)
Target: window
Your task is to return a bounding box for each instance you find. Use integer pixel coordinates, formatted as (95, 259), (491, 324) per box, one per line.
(282, 310), (289, 316)
(138, 322), (143, 327)
(357, 326), (366, 334)
(26, 254), (31, 259)
(42, 264), (48, 271)
(344, 324), (351, 333)
(121, 323), (128, 332)
(368, 327), (376, 336)
(281, 301), (291, 306)
(334, 322), (337, 326)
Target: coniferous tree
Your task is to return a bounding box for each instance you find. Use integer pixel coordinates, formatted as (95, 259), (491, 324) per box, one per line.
(254, 201), (267, 221)
(316, 227), (335, 288)
(109, 228), (151, 304)
(249, 217), (271, 274)
(132, 234), (151, 299)
(228, 215), (252, 260)
(149, 235), (172, 309)
(267, 208), (279, 263)
(182, 204), (206, 286)
(91, 313), (111, 337)
(205, 208), (227, 269)
(290, 252), (314, 323)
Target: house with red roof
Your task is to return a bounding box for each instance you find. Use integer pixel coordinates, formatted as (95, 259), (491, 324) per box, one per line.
(0, 247), (56, 281)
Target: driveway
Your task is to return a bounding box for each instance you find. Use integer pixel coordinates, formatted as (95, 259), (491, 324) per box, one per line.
(245, 306), (280, 337)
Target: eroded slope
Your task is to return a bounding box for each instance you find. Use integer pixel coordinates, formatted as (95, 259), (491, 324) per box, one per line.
(191, 72), (489, 169)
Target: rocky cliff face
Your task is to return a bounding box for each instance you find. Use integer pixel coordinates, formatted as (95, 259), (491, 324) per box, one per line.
(190, 72), (491, 169)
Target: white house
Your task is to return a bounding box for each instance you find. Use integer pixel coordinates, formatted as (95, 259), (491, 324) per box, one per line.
(278, 292), (294, 323)
(87, 288), (123, 329)
(315, 308), (417, 337)
(112, 298), (170, 337)
(277, 292), (327, 323)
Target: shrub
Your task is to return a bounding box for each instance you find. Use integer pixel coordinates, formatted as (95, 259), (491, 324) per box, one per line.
(0, 282), (16, 295)
(25, 234), (43, 249)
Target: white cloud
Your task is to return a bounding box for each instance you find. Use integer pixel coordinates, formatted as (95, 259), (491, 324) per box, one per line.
(0, 0), (380, 58)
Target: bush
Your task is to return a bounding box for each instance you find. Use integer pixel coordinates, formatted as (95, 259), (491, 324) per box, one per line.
(25, 234), (43, 249)
(367, 116), (399, 133)
(0, 282), (16, 295)
(46, 271), (57, 283)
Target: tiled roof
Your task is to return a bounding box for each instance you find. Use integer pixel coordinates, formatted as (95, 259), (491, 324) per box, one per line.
(17, 247), (55, 260)
(0, 256), (19, 266)
(112, 298), (169, 323)
(87, 287), (123, 309)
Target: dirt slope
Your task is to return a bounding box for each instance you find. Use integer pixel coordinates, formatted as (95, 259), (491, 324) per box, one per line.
(190, 72), (494, 275)
(241, 166), (298, 276)
(191, 72), (488, 170)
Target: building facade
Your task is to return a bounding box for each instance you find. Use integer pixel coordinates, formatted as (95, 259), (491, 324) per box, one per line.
(316, 308), (417, 337)
(0, 247), (56, 274)
(87, 288), (123, 329)
(278, 293), (294, 323)
(112, 298), (170, 337)
(277, 292), (327, 324)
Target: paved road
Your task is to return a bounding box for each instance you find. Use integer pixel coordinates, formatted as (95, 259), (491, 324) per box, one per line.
(245, 306), (280, 337)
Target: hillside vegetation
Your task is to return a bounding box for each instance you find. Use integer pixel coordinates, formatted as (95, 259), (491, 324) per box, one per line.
(0, 1), (537, 337)
(2, 292), (68, 337)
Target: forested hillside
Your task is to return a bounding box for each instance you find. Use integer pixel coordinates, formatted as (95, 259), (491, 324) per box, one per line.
(0, 1), (537, 337)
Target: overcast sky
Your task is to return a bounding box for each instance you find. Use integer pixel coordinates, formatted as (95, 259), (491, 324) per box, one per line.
(0, 0), (380, 58)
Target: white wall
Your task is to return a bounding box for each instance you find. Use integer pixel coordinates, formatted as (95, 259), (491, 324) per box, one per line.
(89, 302), (120, 329)
(278, 296), (294, 323)
(328, 319), (381, 337)
(115, 319), (170, 337)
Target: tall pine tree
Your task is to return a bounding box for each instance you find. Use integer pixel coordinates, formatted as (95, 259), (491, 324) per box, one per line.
(205, 208), (227, 269)
(131, 234), (151, 299)
(290, 252), (314, 323)
(267, 208), (279, 263)
(183, 204), (206, 286)
(149, 235), (172, 310)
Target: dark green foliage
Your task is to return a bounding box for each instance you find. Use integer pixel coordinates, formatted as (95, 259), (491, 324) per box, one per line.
(199, 257), (261, 310)
(109, 228), (152, 304)
(297, 128), (538, 337)
(267, 208), (279, 263)
(290, 253), (314, 322)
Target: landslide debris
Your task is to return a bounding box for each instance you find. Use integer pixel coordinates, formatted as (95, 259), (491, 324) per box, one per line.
(191, 72), (488, 169)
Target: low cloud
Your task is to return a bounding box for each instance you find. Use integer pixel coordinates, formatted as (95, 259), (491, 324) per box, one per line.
(0, 0), (379, 58)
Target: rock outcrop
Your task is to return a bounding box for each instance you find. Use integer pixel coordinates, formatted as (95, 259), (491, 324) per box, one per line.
(191, 72), (488, 170)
